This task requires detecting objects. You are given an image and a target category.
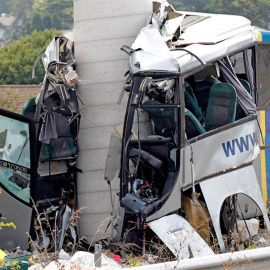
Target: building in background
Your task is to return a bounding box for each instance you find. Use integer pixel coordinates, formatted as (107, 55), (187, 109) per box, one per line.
(0, 14), (15, 46)
(0, 85), (40, 113)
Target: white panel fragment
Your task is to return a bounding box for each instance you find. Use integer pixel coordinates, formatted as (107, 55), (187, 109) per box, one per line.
(148, 214), (214, 259)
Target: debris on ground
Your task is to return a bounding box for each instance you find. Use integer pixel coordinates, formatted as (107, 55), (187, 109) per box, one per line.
(1, 222), (270, 270)
(0, 248), (122, 270)
(39, 251), (122, 270)
(0, 248), (31, 270)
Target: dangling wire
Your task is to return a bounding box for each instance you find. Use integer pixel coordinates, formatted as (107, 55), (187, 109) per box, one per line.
(189, 142), (196, 204)
(185, 140), (196, 204)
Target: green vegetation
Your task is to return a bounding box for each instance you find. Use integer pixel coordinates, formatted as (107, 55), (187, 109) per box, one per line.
(168, 0), (270, 29)
(0, 0), (268, 84)
(0, 29), (61, 84)
(0, 221), (16, 230)
(0, 1), (14, 15)
(32, 0), (73, 30)
(0, 0), (73, 44)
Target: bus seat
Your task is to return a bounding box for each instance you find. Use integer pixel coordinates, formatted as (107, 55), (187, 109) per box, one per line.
(123, 146), (176, 216)
(185, 90), (205, 123)
(185, 80), (205, 122)
(194, 76), (220, 113)
(239, 79), (251, 94)
(143, 100), (176, 137)
(185, 109), (206, 140)
(205, 83), (237, 131)
(185, 81), (198, 103)
(21, 97), (36, 118)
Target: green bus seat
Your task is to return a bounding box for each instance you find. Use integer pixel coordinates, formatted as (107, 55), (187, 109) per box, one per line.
(194, 76), (220, 113)
(185, 109), (206, 140)
(143, 100), (176, 137)
(205, 83), (237, 131)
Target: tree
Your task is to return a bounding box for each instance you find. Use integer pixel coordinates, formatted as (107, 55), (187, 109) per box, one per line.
(0, 0), (14, 14)
(2, 0), (73, 45)
(25, 21), (32, 35)
(167, 0), (270, 29)
(2, 0), (35, 44)
(52, 14), (62, 30)
(33, 0), (73, 29)
(43, 14), (52, 29)
(0, 29), (61, 85)
(204, 0), (270, 29)
(11, 0), (34, 24)
(168, 0), (205, 11)
(32, 13), (44, 32)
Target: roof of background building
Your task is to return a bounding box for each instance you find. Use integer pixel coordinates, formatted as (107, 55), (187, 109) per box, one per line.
(0, 85), (40, 114)
(0, 16), (15, 27)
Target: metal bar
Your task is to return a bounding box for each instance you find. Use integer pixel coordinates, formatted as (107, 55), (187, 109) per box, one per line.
(121, 247), (270, 270)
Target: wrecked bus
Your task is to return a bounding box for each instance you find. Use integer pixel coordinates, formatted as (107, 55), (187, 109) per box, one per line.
(104, 1), (270, 257)
(1, 0), (270, 259)
(0, 35), (81, 251)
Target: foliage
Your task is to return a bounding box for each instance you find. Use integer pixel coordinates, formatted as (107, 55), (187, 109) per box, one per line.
(0, 259), (29, 270)
(27, 201), (83, 268)
(0, 221), (16, 230)
(0, 29), (61, 84)
(168, 0), (270, 29)
(1, 0), (73, 44)
(32, 0), (73, 30)
(21, 0), (73, 34)
(0, 0), (14, 15)
(43, 14), (52, 29)
(31, 13), (44, 32)
(124, 254), (142, 267)
(242, 242), (257, 250)
(51, 14), (62, 30)
(10, 0), (34, 22)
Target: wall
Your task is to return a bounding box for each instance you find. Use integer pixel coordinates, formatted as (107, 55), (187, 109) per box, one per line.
(74, 0), (153, 243)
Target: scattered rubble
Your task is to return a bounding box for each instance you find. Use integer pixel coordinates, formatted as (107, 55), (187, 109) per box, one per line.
(0, 225), (270, 270)
(0, 226), (270, 270)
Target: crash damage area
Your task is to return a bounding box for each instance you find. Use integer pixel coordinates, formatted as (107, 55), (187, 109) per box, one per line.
(1, 0), (270, 269)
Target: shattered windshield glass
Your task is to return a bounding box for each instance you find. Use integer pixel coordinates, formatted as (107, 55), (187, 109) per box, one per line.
(0, 115), (31, 203)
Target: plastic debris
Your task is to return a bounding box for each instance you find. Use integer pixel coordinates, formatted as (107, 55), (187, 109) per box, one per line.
(58, 249), (71, 260)
(110, 254), (121, 263)
(70, 251), (94, 266)
(42, 251), (122, 269)
(28, 264), (44, 270)
(258, 237), (266, 243)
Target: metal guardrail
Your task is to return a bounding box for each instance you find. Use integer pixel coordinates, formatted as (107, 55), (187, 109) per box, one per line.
(122, 246), (270, 270)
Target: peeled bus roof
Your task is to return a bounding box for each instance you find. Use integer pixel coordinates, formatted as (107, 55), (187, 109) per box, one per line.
(129, 9), (259, 74)
(171, 30), (258, 75)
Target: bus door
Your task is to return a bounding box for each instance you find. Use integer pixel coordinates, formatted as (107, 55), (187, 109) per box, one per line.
(0, 109), (37, 250)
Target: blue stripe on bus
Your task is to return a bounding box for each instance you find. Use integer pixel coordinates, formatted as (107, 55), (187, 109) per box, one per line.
(260, 31), (270, 43)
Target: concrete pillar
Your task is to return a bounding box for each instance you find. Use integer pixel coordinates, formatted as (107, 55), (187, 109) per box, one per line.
(74, 0), (153, 243)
